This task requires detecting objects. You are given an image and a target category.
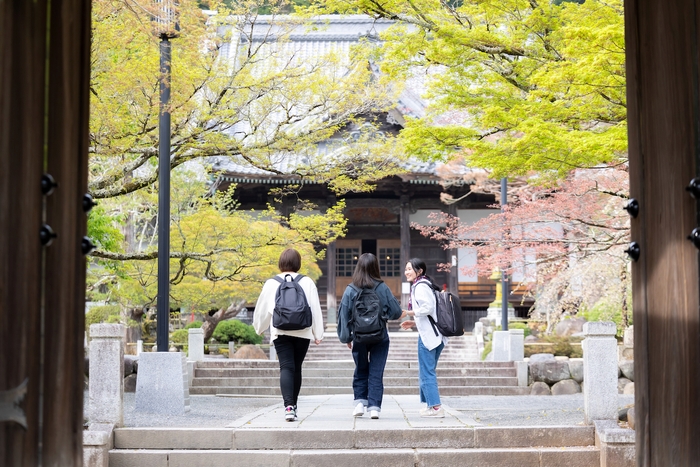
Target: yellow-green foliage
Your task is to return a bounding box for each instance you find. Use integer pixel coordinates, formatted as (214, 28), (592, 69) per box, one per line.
(303, 0), (627, 182)
(86, 305), (122, 335)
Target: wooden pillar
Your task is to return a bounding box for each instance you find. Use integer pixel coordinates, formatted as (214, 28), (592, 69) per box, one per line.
(0, 1), (91, 465)
(625, 0), (700, 464)
(447, 203), (459, 294)
(400, 194), (411, 308)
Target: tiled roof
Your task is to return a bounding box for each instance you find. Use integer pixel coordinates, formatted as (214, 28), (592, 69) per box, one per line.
(211, 15), (473, 185)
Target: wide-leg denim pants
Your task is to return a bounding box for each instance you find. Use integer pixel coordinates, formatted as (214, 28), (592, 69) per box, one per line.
(418, 336), (444, 407)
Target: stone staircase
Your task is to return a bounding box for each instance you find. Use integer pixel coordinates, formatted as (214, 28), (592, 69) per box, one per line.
(109, 395), (600, 467)
(190, 359), (530, 397)
(304, 331), (480, 361)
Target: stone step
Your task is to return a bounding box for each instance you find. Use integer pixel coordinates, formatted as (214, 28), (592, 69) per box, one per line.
(113, 425), (595, 450)
(194, 367), (517, 378)
(196, 359), (514, 369)
(191, 376), (519, 388)
(190, 385), (531, 396)
(110, 425), (597, 466)
(110, 446), (599, 467)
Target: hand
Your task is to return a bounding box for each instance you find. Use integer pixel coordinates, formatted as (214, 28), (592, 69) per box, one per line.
(315, 339), (322, 345)
(346, 342), (352, 349)
(399, 310), (408, 320)
(400, 320), (415, 330)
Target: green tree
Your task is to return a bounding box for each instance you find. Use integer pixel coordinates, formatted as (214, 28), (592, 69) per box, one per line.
(91, 0), (404, 200)
(87, 0), (405, 325)
(302, 0), (626, 182)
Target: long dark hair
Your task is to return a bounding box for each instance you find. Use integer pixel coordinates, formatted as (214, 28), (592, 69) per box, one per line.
(352, 253), (382, 289)
(407, 257), (440, 291)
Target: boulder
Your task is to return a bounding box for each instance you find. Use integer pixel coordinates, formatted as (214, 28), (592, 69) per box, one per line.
(530, 360), (571, 385)
(529, 353), (556, 363)
(554, 317), (587, 338)
(524, 335), (539, 343)
(124, 355), (138, 376)
(623, 382), (635, 395)
(551, 379), (581, 395)
(618, 377), (632, 394)
(619, 406), (630, 422)
(619, 347), (634, 360)
(568, 359), (584, 383)
(619, 360), (634, 381)
(530, 382), (551, 395)
(123, 374), (137, 393)
(232, 344), (267, 360)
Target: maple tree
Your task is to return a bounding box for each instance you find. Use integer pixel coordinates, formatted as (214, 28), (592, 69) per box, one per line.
(414, 168), (631, 332)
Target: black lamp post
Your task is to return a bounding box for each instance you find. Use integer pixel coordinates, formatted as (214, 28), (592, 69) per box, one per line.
(153, 1), (179, 351)
(501, 177), (509, 331)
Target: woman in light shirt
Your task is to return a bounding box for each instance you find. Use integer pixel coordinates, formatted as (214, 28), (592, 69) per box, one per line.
(400, 258), (448, 418)
(253, 248), (324, 422)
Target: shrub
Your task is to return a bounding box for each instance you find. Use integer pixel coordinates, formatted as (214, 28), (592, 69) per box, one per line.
(185, 321), (203, 329)
(86, 305), (121, 330)
(170, 329), (189, 344)
(212, 319), (261, 345)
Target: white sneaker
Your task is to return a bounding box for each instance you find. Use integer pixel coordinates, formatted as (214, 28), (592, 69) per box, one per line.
(284, 406), (297, 421)
(370, 410), (379, 419)
(352, 402), (365, 417)
(420, 406), (445, 418)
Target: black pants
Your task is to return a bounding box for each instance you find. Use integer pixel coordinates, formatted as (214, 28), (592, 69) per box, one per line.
(273, 334), (310, 407)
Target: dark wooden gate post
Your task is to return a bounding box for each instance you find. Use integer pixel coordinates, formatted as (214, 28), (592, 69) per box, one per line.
(625, 0), (700, 464)
(1, 1), (91, 465)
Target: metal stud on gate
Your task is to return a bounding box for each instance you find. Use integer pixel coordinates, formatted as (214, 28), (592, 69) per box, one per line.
(624, 198), (639, 218)
(624, 242), (641, 261)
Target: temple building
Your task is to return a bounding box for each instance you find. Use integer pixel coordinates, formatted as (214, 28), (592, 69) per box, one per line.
(210, 14), (534, 330)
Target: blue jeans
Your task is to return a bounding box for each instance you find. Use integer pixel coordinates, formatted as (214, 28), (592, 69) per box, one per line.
(418, 336), (444, 407)
(351, 332), (390, 412)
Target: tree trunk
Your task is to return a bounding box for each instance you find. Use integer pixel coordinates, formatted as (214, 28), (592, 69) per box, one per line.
(201, 300), (247, 342)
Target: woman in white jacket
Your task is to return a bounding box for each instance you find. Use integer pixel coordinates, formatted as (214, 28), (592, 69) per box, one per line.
(253, 248), (324, 421)
(400, 258), (448, 418)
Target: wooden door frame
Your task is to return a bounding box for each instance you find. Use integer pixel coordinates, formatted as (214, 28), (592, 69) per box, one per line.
(1, 1), (91, 465)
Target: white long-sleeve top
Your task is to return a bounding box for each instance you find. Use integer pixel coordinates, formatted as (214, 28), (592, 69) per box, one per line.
(410, 280), (449, 351)
(252, 272), (324, 342)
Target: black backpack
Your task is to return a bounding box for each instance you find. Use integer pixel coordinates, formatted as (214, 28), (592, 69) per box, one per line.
(427, 289), (464, 337)
(350, 281), (385, 345)
(415, 280), (464, 338)
(271, 274), (312, 330)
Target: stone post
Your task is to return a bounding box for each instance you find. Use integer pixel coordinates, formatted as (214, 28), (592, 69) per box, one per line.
(473, 321), (484, 358)
(492, 330), (510, 361)
(508, 328), (524, 361)
(583, 321), (618, 423)
(88, 323), (125, 427)
(188, 327), (204, 362)
(83, 431), (110, 467)
(135, 352), (190, 414)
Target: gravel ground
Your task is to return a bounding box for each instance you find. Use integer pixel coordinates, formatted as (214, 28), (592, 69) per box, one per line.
(444, 394), (635, 426)
(95, 392), (634, 428)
